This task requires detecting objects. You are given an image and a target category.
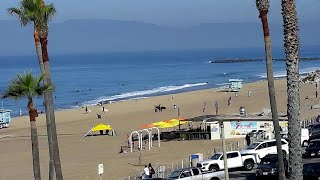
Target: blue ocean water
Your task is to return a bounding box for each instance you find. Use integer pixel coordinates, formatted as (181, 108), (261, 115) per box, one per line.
(1, 47), (320, 117)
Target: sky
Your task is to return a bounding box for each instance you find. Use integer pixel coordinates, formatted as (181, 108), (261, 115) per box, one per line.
(0, 0), (319, 27)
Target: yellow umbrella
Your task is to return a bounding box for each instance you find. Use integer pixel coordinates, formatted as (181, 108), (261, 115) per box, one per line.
(91, 123), (112, 131)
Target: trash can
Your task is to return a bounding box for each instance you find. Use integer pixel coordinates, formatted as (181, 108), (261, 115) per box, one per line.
(190, 154), (199, 167)
(205, 134), (209, 140)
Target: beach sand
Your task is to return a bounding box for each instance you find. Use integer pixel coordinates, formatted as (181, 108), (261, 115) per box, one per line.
(0, 79), (319, 179)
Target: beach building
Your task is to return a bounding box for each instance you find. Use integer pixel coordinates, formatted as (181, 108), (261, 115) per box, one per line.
(187, 114), (288, 141)
(0, 109), (11, 129)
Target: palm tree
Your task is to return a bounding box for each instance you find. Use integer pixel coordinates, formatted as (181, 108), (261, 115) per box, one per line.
(1, 72), (53, 180)
(281, 1), (302, 180)
(255, 1), (286, 180)
(7, 1), (63, 180)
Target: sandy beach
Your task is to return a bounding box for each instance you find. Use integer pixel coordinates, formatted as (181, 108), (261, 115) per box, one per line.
(0, 79), (320, 180)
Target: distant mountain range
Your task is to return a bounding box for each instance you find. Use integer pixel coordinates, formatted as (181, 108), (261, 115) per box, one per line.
(0, 19), (319, 56)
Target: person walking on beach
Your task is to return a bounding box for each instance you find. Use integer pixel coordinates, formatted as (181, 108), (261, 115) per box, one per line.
(85, 107), (88, 114)
(245, 133), (251, 146)
(227, 96), (232, 106)
(148, 163), (155, 178)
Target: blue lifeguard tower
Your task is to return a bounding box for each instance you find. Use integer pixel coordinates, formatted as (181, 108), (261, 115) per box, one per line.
(0, 109), (11, 128)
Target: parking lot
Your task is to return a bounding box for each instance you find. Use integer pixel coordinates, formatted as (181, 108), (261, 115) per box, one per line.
(229, 156), (320, 180)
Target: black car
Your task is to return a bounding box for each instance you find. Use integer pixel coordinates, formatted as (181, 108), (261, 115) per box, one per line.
(255, 154), (288, 178)
(303, 163), (320, 180)
(304, 139), (320, 157)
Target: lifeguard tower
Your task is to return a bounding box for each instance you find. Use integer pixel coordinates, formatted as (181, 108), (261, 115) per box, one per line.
(0, 109), (11, 129)
(228, 79), (243, 92)
(217, 78), (243, 92)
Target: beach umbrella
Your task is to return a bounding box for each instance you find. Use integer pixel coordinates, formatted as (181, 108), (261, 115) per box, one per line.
(91, 123), (112, 131)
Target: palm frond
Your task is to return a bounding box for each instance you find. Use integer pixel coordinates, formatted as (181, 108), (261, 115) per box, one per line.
(2, 72), (53, 101)
(7, 7), (30, 26)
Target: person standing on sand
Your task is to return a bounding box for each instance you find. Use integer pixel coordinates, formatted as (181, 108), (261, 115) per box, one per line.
(85, 107), (88, 114)
(214, 101), (219, 115)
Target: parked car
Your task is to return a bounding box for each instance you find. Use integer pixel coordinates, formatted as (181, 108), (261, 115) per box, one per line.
(248, 130), (258, 137)
(240, 139), (289, 161)
(303, 163), (320, 180)
(197, 151), (255, 172)
(304, 139), (320, 157)
(167, 167), (225, 180)
(255, 154), (288, 178)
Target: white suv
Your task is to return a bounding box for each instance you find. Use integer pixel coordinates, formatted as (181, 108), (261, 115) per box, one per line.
(240, 139), (289, 160)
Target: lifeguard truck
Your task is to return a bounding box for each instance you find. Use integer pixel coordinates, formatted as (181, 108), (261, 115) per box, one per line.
(0, 109), (11, 129)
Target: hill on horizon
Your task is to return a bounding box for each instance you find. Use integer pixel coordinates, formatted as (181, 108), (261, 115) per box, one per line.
(0, 19), (319, 56)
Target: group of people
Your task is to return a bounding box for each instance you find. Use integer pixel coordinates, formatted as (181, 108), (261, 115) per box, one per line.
(142, 163), (155, 179)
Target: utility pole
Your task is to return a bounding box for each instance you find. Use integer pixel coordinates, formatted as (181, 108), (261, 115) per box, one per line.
(220, 121), (229, 180)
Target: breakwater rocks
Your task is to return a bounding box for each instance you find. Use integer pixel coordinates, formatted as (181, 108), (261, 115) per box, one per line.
(210, 57), (320, 63)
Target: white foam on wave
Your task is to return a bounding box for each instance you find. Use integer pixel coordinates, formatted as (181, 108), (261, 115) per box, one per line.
(81, 82), (208, 106)
(258, 67), (320, 78)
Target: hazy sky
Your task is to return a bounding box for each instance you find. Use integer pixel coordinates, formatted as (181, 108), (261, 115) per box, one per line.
(0, 0), (319, 26)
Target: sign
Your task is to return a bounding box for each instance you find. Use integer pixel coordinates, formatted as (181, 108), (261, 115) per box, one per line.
(98, 163), (104, 175)
(211, 124), (219, 133)
(231, 121), (257, 129)
(230, 121), (257, 136)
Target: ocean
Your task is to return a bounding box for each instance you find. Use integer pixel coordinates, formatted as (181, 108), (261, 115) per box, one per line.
(1, 47), (320, 117)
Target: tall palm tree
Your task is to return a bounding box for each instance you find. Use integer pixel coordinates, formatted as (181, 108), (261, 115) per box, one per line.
(1, 72), (53, 180)
(281, 1), (302, 180)
(37, 2), (64, 179)
(7, 1), (63, 180)
(255, 1), (286, 180)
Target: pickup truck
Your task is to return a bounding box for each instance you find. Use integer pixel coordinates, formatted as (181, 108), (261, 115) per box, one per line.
(197, 151), (255, 172)
(167, 167), (225, 180)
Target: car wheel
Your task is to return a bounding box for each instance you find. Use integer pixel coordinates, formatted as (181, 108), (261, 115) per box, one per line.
(303, 141), (309, 147)
(209, 165), (219, 172)
(243, 161), (254, 171)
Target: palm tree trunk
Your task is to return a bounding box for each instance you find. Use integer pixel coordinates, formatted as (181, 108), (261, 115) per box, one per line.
(40, 35), (64, 180)
(259, 10), (286, 180)
(281, 1), (302, 180)
(28, 100), (41, 180)
(33, 26), (55, 180)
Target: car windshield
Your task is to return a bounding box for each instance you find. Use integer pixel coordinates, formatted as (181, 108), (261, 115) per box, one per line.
(246, 142), (260, 150)
(210, 154), (222, 160)
(168, 170), (182, 178)
(260, 158), (278, 164)
(309, 141), (320, 147)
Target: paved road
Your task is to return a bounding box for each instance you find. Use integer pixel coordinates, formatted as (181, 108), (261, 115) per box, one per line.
(229, 157), (320, 180)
